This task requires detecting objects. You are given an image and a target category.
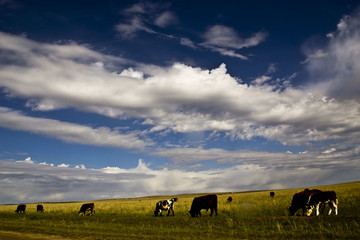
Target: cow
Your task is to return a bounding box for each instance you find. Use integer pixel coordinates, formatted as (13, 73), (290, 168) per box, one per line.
(305, 191), (338, 216)
(78, 203), (95, 216)
(15, 204), (26, 214)
(189, 194), (217, 217)
(154, 198), (178, 216)
(227, 196), (233, 203)
(37, 204), (44, 213)
(270, 192), (275, 198)
(289, 189), (323, 216)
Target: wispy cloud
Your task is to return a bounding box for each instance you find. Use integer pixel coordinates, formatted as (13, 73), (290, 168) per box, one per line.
(0, 107), (153, 150)
(115, 2), (177, 39)
(201, 25), (268, 59)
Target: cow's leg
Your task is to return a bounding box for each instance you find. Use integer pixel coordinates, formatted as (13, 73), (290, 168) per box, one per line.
(302, 207), (306, 216)
(334, 202), (338, 215)
(328, 201), (338, 215)
(210, 208), (214, 217)
(315, 204), (320, 216)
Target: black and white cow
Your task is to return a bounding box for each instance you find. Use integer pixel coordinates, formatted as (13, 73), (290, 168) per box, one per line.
(154, 198), (178, 216)
(305, 191), (338, 216)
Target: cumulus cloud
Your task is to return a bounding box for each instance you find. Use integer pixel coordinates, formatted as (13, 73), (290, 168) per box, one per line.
(304, 7), (360, 101)
(0, 31), (360, 148)
(16, 157), (34, 163)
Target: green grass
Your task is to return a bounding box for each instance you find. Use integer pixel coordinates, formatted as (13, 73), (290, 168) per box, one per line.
(0, 181), (359, 239)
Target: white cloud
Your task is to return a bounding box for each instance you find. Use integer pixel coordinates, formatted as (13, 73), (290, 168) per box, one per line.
(0, 157), (358, 204)
(180, 37), (197, 49)
(304, 7), (360, 101)
(203, 25), (267, 49)
(201, 25), (268, 59)
(75, 164), (86, 169)
(58, 163), (69, 168)
(322, 148), (336, 154)
(0, 107), (153, 150)
(0, 31), (360, 148)
(115, 2), (176, 39)
(154, 11), (178, 27)
(16, 157), (34, 163)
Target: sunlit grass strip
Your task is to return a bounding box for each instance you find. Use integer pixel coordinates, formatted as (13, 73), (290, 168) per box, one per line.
(0, 181), (359, 239)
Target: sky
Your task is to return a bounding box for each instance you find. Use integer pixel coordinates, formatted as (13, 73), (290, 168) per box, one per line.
(0, 0), (359, 204)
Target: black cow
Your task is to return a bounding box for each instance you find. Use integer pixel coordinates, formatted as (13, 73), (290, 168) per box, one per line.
(305, 191), (338, 216)
(15, 204), (26, 214)
(270, 192), (275, 198)
(154, 198), (178, 216)
(78, 203), (95, 216)
(227, 196), (233, 203)
(189, 194), (217, 217)
(289, 189), (323, 216)
(37, 204), (44, 212)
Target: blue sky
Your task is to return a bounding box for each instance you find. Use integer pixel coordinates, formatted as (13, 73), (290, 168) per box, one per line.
(0, 0), (360, 204)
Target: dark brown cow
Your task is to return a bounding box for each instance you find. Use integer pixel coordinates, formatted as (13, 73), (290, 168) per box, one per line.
(227, 196), (233, 203)
(189, 194), (217, 217)
(78, 203), (95, 216)
(289, 189), (323, 216)
(305, 191), (338, 216)
(37, 204), (44, 213)
(15, 204), (26, 214)
(270, 192), (275, 198)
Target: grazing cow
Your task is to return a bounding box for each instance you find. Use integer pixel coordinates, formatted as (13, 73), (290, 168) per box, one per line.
(305, 191), (338, 216)
(37, 204), (44, 213)
(270, 192), (275, 198)
(15, 204), (26, 214)
(289, 189), (323, 216)
(154, 198), (178, 216)
(78, 203), (95, 216)
(227, 196), (233, 203)
(189, 194), (217, 217)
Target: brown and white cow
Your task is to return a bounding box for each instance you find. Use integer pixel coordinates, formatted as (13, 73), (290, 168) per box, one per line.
(189, 194), (217, 217)
(305, 191), (338, 216)
(78, 203), (95, 216)
(154, 198), (178, 216)
(289, 189), (323, 216)
(15, 204), (26, 214)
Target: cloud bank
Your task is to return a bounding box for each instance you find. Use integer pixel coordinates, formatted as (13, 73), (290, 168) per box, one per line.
(1, 156), (357, 204)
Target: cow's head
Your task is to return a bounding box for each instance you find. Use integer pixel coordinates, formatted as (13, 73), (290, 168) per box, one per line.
(188, 210), (195, 217)
(304, 205), (314, 216)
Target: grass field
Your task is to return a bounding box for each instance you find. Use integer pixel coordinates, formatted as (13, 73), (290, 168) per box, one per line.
(0, 181), (359, 239)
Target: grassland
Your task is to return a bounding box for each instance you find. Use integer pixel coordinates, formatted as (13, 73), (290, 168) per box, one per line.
(0, 181), (359, 239)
